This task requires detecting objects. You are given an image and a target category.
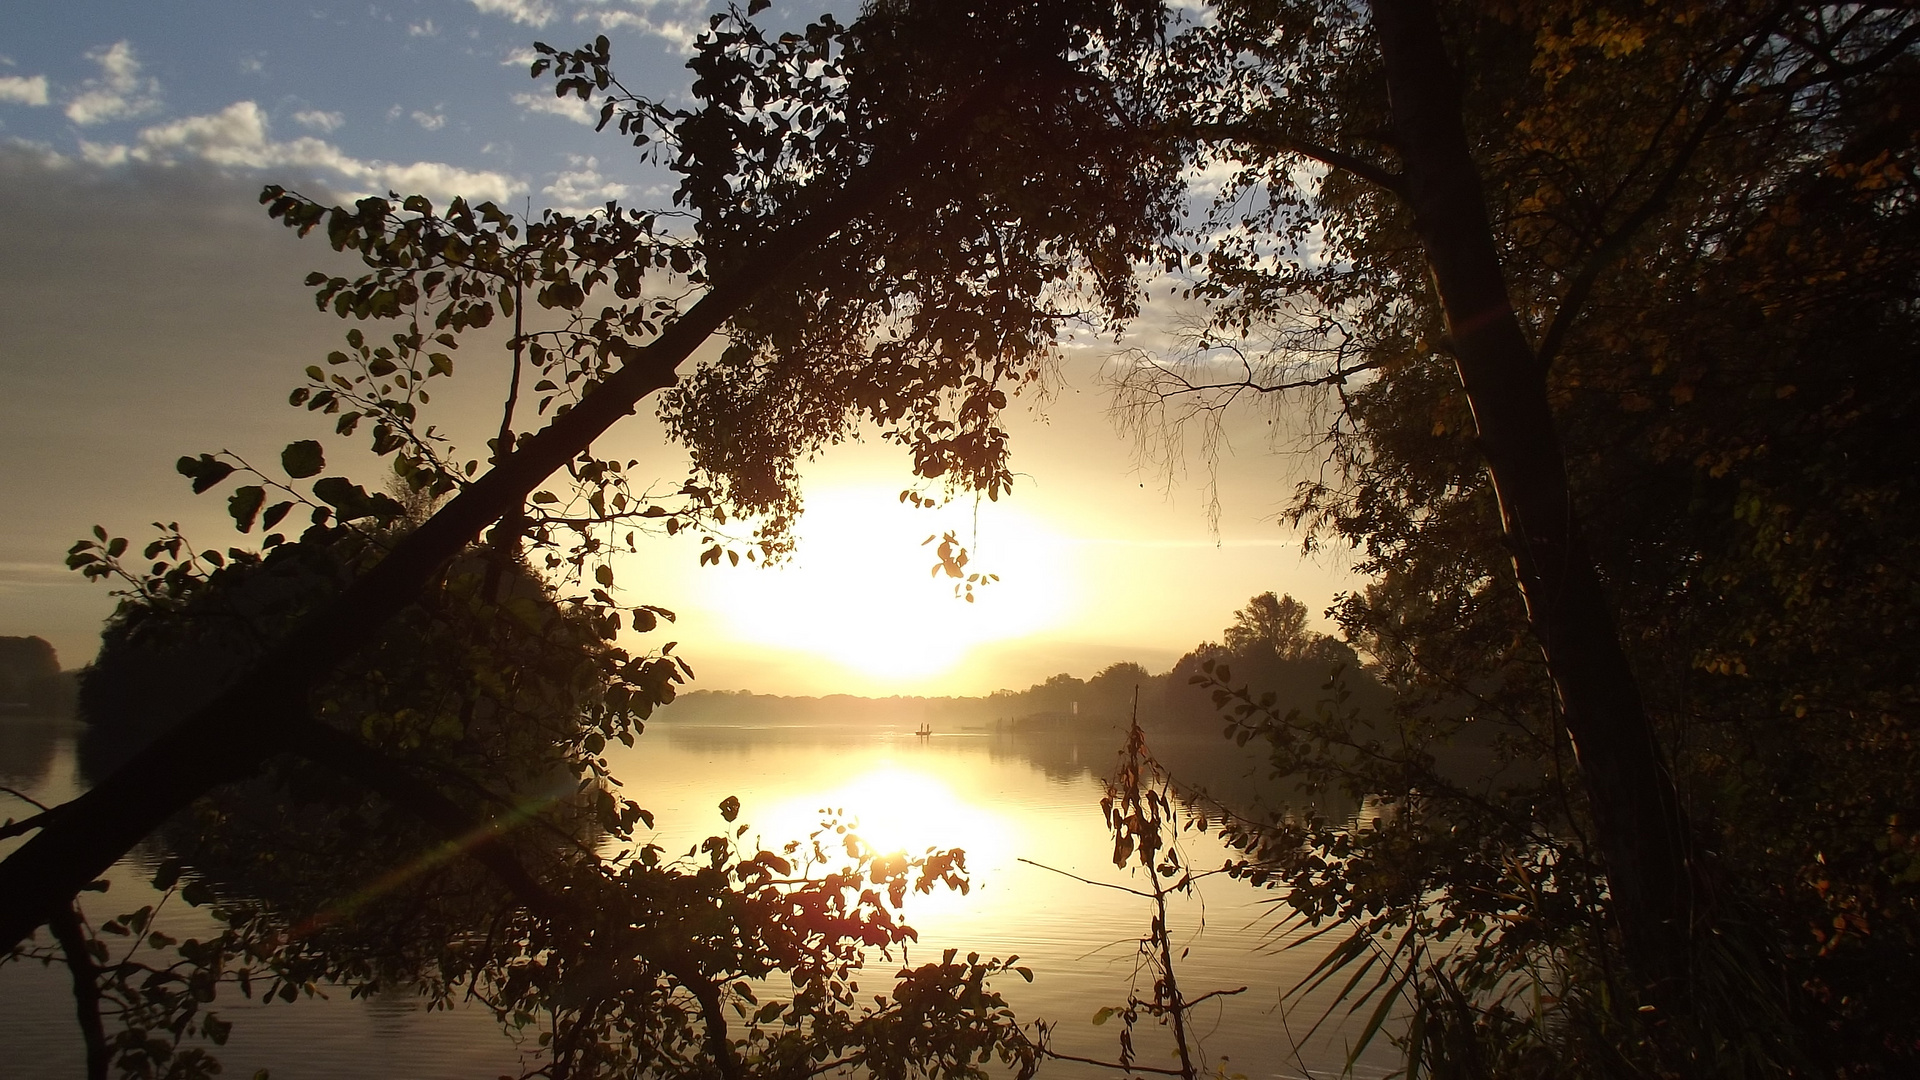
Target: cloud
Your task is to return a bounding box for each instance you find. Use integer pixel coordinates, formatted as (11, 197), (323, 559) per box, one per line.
(128, 102), (277, 165)
(473, 0), (705, 49)
(1185, 158), (1242, 199)
(0, 75), (49, 107)
(66, 41), (163, 126)
(0, 144), (378, 667)
(83, 101), (522, 205)
(2, 139), (69, 167)
(409, 18), (438, 36)
(544, 155), (629, 212)
(512, 90), (596, 125)
(292, 109), (344, 133)
(582, 3), (705, 52)
(412, 109), (446, 131)
(469, 0), (555, 28)
(77, 139), (128, 167)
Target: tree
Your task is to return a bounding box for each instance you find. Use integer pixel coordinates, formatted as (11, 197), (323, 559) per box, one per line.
(59, 529), (659, 1075)
(1126, 0), (1919, 1068)
(12, 0), (1915, 1070)
(2, 0), (1175, 938)
(1132, 0), (1700, 987)
(0, 635), (68, 716)
(1221, 592), (1309, 660)
(1162, 593), (1367, 742)
(1084, 661), (1152, 719)
(2, 1), (1181, 1074)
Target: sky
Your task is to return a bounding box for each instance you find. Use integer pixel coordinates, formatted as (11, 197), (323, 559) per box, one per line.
(0, 0), (1359, 697)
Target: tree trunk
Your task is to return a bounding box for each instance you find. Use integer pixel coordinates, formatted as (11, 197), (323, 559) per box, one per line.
(0, 155), (908, 953)
(1372, 0), (1699, 988)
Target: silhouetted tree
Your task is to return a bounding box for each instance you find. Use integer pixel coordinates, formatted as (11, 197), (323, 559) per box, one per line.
(1222, 592), (1307, 660)
(2, 2), (1177, 1075)
(1129, 0), (1920, 1071)
(0, 635), (70, 716)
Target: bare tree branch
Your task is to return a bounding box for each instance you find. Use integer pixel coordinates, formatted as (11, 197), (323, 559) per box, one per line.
(1179, 122), (1405, 194)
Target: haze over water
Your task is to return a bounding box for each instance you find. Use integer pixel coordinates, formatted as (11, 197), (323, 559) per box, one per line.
(1, 709), (1394, 1079)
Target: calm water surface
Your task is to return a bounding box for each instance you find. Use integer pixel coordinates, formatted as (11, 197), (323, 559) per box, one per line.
(0, 713), (1395, 1079)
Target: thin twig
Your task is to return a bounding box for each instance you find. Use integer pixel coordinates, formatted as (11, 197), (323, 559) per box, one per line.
(0, 810), (55, 841)
(1017, 858), (1154, 899)
(1177, 122), (1404, 194)
(0, 785), (52, 812)
(1184, 986), (1249, 1009)
(1040, 1048), (1187, 1076)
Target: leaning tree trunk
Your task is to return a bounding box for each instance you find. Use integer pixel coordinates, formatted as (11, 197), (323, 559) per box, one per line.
(1372, 0), (1698, 990)
(0, 152), (920, 953)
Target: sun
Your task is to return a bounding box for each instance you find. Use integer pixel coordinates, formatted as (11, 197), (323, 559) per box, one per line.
(695, 485), (1075, 689)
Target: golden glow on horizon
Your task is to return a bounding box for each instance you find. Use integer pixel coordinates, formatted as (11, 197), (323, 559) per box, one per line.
(697, 487), (1075, 688)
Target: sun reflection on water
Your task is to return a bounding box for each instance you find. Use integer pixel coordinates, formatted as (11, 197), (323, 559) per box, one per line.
(747, 763), (1014, 912)
(598, 725), (1400, 1077)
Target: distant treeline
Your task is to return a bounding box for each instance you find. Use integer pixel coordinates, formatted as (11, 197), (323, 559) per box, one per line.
(664, 594), (1388, 818)
(669, 592), (1383, 736)
(0, 636), (77, 717)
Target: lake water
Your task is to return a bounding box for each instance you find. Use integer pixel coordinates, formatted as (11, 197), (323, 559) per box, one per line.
(1, 712), (1397, 1079)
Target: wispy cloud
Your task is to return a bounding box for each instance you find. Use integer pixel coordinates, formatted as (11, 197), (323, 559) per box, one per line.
(471, 0), (707, 50)
(0, 561), (75, 579)
(582, 2), (705, 52)
(0, 74), (50, 107)
(512, 90), (595, 125)
(66, 41), (162, 126)
(408, 18), (439, 37)
(80, 101), (521, 205)
(544, 155), (628, 212)
(469, 0), (556, 28)
(292, 109), (344, 133)
(412, 109), (446, 131)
